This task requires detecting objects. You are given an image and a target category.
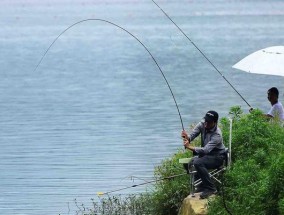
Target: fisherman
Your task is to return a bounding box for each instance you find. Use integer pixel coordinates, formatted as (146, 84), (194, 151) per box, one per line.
(265, 87), (284, 122)
(181, 110), (226, 199)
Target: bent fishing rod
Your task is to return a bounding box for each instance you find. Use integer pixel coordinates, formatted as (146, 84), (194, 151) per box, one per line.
(151, 0), (252, 109)
(34, 18), (184, 130)
(96, 172), (187, 196)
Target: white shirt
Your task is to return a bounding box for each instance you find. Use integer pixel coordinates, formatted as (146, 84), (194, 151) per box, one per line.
(267, 101), (284, 121)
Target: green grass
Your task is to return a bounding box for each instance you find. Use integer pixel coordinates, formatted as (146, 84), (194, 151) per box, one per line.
(76, 106), (284, 215)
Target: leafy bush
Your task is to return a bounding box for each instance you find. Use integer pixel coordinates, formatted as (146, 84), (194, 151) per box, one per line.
(77, 106), (284, 215)
(208, 107), (284, 215)
(149, 149), (192, 215)
(73, 194), (153, 215)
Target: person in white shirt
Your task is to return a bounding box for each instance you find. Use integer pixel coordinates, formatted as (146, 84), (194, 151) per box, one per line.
(266, 87), (284, 121)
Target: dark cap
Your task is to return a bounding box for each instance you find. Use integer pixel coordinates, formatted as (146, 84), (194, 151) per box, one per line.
(204, 110), (219, 122)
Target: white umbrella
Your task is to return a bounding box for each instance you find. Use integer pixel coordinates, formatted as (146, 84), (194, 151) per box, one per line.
(232, 46), (284, 77)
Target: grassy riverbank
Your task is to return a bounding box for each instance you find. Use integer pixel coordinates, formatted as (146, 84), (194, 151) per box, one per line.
(75, 107), (284, 215)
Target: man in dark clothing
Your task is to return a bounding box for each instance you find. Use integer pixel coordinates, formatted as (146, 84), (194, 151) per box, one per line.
(181, 110), (225, 199)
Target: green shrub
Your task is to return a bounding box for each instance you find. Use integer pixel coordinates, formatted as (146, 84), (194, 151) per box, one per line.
(208, 107), (284, 215)
(149, 149), (192, 215)
(78, 106), (284, 215)
(74, 193), (153, 215)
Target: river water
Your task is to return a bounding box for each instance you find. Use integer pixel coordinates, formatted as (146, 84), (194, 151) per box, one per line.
(0, 0), (283, 214)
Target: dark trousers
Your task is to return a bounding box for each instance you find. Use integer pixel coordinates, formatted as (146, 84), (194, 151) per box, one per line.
(183, 155), (224, 191)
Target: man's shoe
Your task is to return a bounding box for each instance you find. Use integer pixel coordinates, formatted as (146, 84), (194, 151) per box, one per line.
(200, 189), (217, 199)
(194, 186), (205, 193)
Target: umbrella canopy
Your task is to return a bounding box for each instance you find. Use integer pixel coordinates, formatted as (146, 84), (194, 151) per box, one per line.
(232, 46), (284, 77)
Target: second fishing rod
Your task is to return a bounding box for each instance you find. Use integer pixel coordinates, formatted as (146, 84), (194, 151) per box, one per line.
(151, 0), (252, 110)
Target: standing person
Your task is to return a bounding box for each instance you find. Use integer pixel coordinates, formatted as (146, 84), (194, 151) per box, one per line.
(181, 110), (225, 199)
(266, 87), (284, 121)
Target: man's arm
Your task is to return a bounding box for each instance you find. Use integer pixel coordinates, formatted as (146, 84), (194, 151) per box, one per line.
(182, 122), (204, 152)
(181, 122), (203, 141)
(183, 138), (195, 151)
(264, 113), (273, 118)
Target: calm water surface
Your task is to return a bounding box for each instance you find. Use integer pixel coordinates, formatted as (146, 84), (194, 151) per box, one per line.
(0, 0), (283, 214)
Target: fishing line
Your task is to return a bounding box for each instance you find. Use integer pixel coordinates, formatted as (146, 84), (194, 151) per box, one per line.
(34, 18), (184, 130)
(151, 0), (252, 109)
(97, 172), (187, 196)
